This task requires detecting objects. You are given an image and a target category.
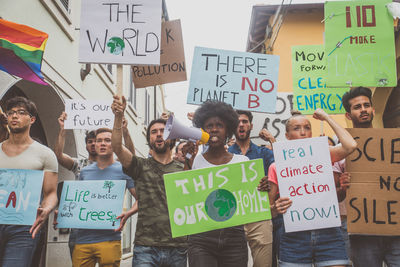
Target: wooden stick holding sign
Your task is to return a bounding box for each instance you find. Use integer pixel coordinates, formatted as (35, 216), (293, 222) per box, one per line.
(116, 65), (123, 97)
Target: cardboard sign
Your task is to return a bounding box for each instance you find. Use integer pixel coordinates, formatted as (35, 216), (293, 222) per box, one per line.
(346, 128), (400, 173)
(0, 169), (44, 225)
(187, 46), (280, 113)
(164, 159), (271, 237)
(132, 20), (187, 88)
(292, 45), (348, 114)
(273, 137), (341, 232)
(64, 99), (114, 130)
(57, 180), (126, 229)
(324, 0), (397, 87)
(79, 0), (162, 65)
(251, 92), (294, 144)
(345, 128), (400, 235)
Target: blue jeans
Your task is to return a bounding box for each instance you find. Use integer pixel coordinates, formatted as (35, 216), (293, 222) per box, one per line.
(0, 225), (40, 267)
(188, 226), (248, 267)
(350, 235), (400, 267)
(340, 218), (351, 261)
(132, 245), (187, 267)
(272, 215), (284, 267)
(279, 226), (350, 267)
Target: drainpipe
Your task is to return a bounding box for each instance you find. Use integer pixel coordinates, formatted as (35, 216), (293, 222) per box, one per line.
(154, 86), (157, 120)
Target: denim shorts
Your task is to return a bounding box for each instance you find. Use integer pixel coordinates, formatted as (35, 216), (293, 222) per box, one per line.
(279, 226), (350, 267)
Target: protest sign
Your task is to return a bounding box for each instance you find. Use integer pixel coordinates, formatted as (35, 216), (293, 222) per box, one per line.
(64, 99), (114, 130)
(273, 137), (341, 232)
(0, 169), (44, 225)
(79, 0), (162, 65)
(57, 180), (126, 229)
(251, 92), (293, 144)
(164, 159), (271, 237)
(346, 128), (400, 235)
(324, 0), (396, 87)
(292, 45), (348, 114)
(132, 20), (186, 88)
(187, 46), (280, 113)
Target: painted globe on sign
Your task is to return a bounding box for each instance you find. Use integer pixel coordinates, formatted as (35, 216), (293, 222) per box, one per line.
(107, 37), (125, 55)
(205, 189), (237, 222)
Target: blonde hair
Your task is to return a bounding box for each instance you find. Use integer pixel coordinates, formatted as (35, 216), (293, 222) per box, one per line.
(285, 110), (309, 132)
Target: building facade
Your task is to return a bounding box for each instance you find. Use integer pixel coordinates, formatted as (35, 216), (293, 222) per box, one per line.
(247, 1), (400, 142)
(0, 0), (169, 266)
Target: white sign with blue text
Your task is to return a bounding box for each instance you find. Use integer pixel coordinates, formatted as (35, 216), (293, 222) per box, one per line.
(0, 169), (44, 225)
(273, 137), (340, 232)
(57, 180), (126, 229)
(187, 47), (280, 113)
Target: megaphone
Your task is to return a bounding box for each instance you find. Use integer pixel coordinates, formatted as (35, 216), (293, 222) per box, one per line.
(163, 114), (209, 144)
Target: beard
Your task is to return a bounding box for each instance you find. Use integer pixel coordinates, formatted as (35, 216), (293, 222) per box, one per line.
(236, 129), (251, 141)
(354, 112), (374, 127)
(150, 140), (168, 154)
(9, 124), (29, 134)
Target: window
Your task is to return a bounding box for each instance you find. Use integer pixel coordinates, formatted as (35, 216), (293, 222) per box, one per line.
(107, 64), (113, 74)
(39, 0), (74, 39)
(59, 0), (69, 11)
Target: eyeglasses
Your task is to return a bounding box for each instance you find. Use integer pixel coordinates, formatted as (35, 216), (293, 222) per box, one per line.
(6, 109), (31, 117)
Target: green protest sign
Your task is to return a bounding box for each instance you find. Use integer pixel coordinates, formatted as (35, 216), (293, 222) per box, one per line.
(164, 159), (271, 237)
(292, 44), (348, 114)
(325, 0), (396, 87)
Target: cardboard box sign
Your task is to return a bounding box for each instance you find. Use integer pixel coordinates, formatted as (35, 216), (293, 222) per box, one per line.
(346, 172), (400, 235)
(132, 20), (187, 88)
(346, 128), (400, 173)
(345, 128), (400, 235)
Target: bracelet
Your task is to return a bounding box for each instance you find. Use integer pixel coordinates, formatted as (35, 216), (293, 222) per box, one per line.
(114, 126), (122, 130)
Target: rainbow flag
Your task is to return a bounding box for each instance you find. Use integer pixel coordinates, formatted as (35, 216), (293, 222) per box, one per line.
(0, 19), (48, 85)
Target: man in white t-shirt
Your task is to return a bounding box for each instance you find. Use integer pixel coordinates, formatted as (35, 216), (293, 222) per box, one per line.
(0, 96), (58, 267)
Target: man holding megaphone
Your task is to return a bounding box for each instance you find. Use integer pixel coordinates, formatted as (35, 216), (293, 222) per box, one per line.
(111, 95), (187, 267)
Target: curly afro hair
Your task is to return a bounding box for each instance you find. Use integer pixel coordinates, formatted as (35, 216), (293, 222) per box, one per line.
(192, 101), (239, 140)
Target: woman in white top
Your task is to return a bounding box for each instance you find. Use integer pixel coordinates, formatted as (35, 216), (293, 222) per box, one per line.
(186, 100), (249, 267)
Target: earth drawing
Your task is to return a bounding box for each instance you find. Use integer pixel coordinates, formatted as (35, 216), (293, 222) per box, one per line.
(107, 37), (125, 55)
(205, 189), (237, 222)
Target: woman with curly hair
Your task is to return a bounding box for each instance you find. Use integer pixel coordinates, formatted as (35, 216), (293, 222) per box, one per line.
(186, 100), (249, 267)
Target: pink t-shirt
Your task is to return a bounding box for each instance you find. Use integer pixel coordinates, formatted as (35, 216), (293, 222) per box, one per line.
(332, 159), (347, 216)
(268, 163), (279, 196)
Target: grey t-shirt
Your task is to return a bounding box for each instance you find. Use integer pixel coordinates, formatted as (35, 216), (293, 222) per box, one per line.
(0, 141), (58, 172)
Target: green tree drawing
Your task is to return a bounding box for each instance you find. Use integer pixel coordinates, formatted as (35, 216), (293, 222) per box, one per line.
(103, 181), (115, 193)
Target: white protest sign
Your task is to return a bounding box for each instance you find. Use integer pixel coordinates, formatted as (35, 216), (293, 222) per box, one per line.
(64, 99), (114, 130)
(79, 0), (162, 65)
(57, 180), (126, 229)
(273, 136), (340, 232)
(251, 92), (293, 145)
(187, 46), (279, 113)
